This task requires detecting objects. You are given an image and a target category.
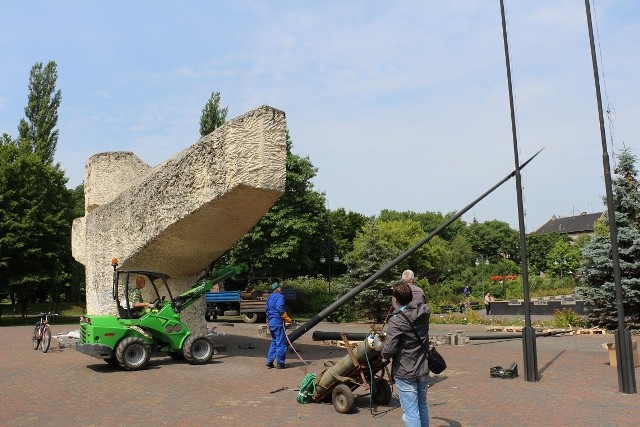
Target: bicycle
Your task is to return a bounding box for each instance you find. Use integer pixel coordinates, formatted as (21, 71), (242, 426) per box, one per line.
(32, 312), (58, 353)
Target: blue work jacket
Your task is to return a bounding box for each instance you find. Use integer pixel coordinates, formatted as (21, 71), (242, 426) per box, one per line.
(265, 292), (286, 328)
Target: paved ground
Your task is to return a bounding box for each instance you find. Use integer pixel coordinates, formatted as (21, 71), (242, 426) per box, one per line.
(1, 319), (639, 427)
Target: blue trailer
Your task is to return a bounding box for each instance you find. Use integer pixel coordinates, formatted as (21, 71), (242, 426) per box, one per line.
(205, 288), (296, 323)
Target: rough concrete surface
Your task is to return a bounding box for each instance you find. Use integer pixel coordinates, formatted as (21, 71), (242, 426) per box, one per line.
(1, 321), (638, 426)
(71, 105), (287, 333)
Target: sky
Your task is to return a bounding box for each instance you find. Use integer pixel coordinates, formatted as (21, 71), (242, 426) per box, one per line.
(1, 1), (639, 232)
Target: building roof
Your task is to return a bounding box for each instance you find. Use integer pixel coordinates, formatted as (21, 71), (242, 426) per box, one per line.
(535, 212), (603, 235)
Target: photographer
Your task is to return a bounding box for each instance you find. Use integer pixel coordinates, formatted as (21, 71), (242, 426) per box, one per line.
(382, 281), (431, 426)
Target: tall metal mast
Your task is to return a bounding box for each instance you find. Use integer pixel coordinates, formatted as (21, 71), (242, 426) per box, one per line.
(498, 0), (539, 382)
(584, 0), (636, 394)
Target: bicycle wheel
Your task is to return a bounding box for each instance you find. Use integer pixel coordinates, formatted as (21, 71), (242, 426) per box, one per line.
(32, 326), (41, 350)
(41, 326), (51, 353)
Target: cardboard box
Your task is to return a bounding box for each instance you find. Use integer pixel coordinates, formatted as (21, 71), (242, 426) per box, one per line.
(601, 340), (639, 368)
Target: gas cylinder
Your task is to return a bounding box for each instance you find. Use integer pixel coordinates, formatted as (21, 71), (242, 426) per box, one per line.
(314, 333), (385, 397)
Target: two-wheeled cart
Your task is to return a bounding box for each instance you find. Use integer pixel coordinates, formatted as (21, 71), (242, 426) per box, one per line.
(311, 333), (393, 413)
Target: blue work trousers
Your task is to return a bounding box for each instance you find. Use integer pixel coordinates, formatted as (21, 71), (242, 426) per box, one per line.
(266, 323), (287, 365)
(396, 373), (429, 427)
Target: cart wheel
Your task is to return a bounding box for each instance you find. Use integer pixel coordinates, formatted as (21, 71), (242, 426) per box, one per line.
(372, 378), (392, 405)
(332, 384), (354, 414)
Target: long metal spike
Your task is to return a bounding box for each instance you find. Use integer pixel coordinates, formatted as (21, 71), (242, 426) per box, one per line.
(288, 148), (543, 343)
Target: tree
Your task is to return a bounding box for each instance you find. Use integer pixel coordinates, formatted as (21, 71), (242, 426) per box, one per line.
(0, 141), (72, 313)
(69, 184), (85, 220)
(1, 62), (76, 312)
(378, 209), (466, 242)
(199, 92), (228, 136)
(17, 61), (61, 163)
(463, 220), (519, 262)
(545, 240), (581, 279)
(577, 148), (640, 330)
(328, 208), (368, 276)
(344, 220), (398, 322)
(443, 234), (474, 277)
(66, 184), (86, 302)
(526, 232), (564, 275)
(217, 133), (327, 283)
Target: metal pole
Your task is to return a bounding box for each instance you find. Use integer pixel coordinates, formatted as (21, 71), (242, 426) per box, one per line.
(288, 150), (543, 343)
(328, 250), (332, 293)
(584, 0), (636, 394)
(499, 0), (539, 382)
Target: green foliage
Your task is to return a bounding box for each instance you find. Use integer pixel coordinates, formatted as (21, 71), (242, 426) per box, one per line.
(444, 234), (474, 277)
(69, 184), (85, 219)
(378, 209), (467, 242)
(282, 276), (335, 316)
(17, 61), (61, 164)
(463, 220), (519, 262)
(592, 214), (610, 236)
(0, 61), (85, 311)
(0, 143), (72, 304)
(546, 239), (581, 279)
(218, 133), (327, 283)
(350, 216), (451, 283)
(577, 148), (640, 330)
(552, 308), (588, 328)
(329, 208), (368, 276)
(325, 279), (357, 323)
(526, 275), (575, 298)
(199, 91), (228, 136)
(526, 232), (564, 274)
(344, 221), (398, 322)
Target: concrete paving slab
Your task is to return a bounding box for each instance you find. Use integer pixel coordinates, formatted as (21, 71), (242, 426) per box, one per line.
(1, 321), (638, 426)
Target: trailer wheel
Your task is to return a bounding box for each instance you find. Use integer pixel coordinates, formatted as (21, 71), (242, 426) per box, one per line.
(242, 312), (259, 323)
(332, 384), (354, 414)
(183, 335), (214, 365)
(115, 337), (151, 371)
(372, 378), (392, 405)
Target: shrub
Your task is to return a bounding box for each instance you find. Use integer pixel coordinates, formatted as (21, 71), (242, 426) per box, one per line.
(552, 308), (589, 328)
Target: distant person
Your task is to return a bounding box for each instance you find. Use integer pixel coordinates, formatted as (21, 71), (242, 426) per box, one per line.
(265, 282), (293, 369)
(484, 292), (493, 315)
(382, 281), (431, 426)
(392, 269), (426, 310)
(463, 285), (471, 298)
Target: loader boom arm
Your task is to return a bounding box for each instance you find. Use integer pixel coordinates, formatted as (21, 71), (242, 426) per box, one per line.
(173, 263), (248, 312)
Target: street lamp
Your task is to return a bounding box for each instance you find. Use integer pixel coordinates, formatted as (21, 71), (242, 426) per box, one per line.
(320, 253), (339, 292)
(475, 257), (490, 300)
(554, 259), (566, 279)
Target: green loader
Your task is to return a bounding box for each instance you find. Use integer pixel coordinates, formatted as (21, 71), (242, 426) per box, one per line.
(76, 259), (246, 371)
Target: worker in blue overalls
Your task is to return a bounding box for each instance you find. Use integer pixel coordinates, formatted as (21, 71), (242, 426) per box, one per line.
(265, 282), (292, 369)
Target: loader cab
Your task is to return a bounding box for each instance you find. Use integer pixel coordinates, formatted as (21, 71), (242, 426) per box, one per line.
(113, 269), (175, 319)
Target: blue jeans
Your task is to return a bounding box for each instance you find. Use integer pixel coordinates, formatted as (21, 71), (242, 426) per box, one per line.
(396, 374), (429, 427)
(266, 323), (287, 365)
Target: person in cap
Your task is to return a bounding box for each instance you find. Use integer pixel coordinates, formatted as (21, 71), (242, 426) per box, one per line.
(392, 269), (426, 310)
(265, 282), (292, 369)
(128, 276), (156, 316)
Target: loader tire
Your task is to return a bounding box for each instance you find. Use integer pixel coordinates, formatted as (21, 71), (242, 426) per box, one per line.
(115, 337), (151, 371)
(183, 335), (214, 365)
